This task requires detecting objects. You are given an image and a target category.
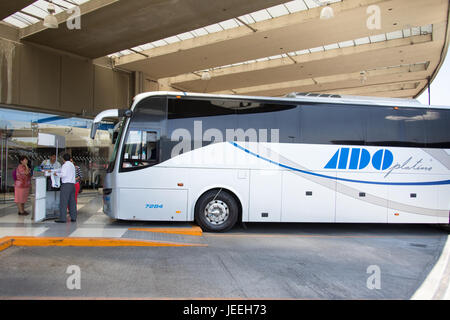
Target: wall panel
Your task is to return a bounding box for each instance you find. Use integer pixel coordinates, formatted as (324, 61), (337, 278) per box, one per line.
(61, 55), (94, 114)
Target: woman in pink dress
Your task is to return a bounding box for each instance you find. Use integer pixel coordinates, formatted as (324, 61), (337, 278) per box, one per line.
(15, 156), (31, 216)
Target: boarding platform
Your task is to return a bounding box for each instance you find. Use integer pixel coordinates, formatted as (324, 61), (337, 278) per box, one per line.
(0, 190), (205, 249)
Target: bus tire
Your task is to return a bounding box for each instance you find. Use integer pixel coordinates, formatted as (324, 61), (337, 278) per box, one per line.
(195, 189), (238, 232)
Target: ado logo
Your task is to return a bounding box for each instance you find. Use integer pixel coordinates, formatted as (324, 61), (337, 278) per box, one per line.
(325, 148), (394, 171)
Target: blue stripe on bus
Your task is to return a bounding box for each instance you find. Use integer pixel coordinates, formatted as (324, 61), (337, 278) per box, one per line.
(230, 142), (450, 186)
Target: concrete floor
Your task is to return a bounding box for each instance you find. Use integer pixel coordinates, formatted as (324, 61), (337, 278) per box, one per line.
(0, 222), (448, 299)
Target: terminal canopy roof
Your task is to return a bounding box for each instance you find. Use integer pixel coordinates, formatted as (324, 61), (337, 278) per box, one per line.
(2, 0), (449, 99)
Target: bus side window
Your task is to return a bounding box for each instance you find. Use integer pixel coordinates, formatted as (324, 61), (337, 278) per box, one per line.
(122, 130), (159, 169)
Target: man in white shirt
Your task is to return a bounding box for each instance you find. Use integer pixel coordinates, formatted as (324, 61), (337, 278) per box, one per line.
(41, 154), (61, 172)
(54, 153), (77, 223)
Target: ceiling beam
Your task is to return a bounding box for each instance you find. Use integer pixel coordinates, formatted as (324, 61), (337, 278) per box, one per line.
(321, 79), (426, 95)
(168, 33), (437, 93)
(116, 0), (448, 79)
(368, 88), (423, 98)
(215, 62), (429, 95)
(167, 33), (432, 84)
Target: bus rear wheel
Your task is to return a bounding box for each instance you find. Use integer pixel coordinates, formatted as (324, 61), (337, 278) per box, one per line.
(195, 190), (238, 232)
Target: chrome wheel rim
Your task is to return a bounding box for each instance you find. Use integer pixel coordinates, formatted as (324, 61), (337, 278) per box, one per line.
(204, 200), (229, 225)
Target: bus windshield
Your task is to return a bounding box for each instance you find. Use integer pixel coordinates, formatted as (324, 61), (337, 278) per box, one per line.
(107, 120), (125, 173)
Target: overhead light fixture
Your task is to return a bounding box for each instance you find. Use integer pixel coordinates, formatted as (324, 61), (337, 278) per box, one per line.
(43, 1), (58, 29)
(313, 0), (334, 20)
(360, 71), (368, 84)
(201, 71), (212, 81)
(320, 5), (334, 20)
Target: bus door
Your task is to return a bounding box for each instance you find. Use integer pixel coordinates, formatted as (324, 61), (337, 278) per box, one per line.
(118, 128), (188, 221)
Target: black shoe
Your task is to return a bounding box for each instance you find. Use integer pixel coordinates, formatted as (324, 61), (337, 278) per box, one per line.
(54, 220), (66, 223)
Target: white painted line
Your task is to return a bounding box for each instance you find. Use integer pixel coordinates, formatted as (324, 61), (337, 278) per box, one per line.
(0, 203), (15, 210)
(0, 227), (48, 237)
(412, 235), (450, 300)
(444, 277), (450, 300)
(69, 228), (127, 238)
(83, 214), (112, 225)
(0, 213), (33, 224)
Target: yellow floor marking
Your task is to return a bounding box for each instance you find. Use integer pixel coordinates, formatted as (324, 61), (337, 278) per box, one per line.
(0, 236), (207, 249)
(0, 237), (13, 252)
(128, 225), (203, 236)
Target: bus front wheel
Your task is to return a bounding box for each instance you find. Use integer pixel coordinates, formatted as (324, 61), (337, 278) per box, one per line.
(195, 189), (238, 232)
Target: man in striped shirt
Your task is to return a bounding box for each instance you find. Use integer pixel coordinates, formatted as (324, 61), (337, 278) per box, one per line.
(70, 157), (83, 204)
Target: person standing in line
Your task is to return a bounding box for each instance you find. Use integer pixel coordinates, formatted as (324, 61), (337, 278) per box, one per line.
(70, 157), (83, 204)
(40, 154), (61, 172)
(14, 156), (31, 216)
(54, 153), (77, 223)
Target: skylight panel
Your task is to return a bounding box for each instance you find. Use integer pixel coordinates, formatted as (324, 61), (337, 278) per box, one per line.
(249, 9), (272, 22)
(177, 32), (194, 40)
(219, 19), (240, 30)
(163, 36), (181, 44)
(21, 6), (46, 19)
(304, 0), (320, 9)
(386, 30), (403, 40)
(421, 25), (432, 34)
(354, 37), (371, 45)
(191, 28), (209, 37)
(204, 24), (224, 34)
(369, 34), (386, 43)
(324, 43), (340, 50)
(151, 40), (168, 47)
(268, 54), (283, 60)
(284, 0), (309, 13)
(294, 49), (311, 55)
(3, 0), (93, 28)
(309, 46), (325, 53)
(140, 43), (155, 50)
(237, 14), (256, 24)
(3, 16), (29, 28)
(338, 40), (355, 48)
(411, 27), (421, 36)
(266, 4), (290, 18)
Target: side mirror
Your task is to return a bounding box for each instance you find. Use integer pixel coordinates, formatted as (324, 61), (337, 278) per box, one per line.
(119, 109), (133, 118)
(90, 122), (100, 140)
(90, 109), (132, 140)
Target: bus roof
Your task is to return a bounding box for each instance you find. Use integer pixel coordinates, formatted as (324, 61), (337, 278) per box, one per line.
(132, 91), (450, 110)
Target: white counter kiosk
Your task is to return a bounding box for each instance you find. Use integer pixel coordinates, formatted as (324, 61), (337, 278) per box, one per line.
(31, 133), (66, 222)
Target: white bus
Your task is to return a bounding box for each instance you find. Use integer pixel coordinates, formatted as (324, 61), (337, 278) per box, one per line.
(90, 91), (450, 232)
